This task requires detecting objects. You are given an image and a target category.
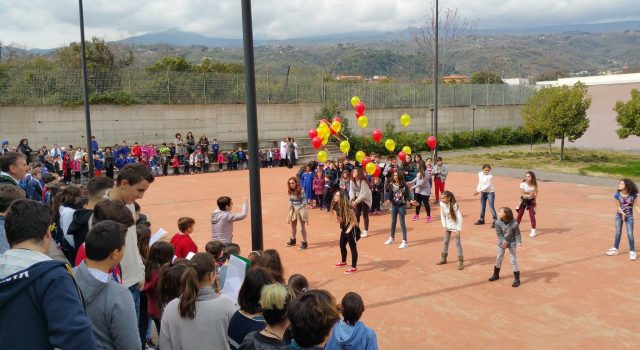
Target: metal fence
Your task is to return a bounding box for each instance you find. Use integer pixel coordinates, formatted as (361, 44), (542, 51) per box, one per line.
(0, 68), (535, 107)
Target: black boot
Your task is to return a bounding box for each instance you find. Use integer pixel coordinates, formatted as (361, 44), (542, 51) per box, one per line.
(512, 271), (520, 288)
(285, 238), (296, 247)
(488, 267), (500, 281)
(436, 253), (448, 265)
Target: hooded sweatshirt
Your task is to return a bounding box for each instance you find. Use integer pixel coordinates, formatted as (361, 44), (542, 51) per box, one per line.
(325, 320), (379, 350)
(0, 249), (97, 350)
(73, 262), (141, 350)
(211, 202), (248, 243)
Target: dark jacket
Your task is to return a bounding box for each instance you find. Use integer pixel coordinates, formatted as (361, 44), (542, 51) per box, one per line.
(67, 209), (94, 262)
(0, 259), (97, 350)
(240, 331), (290, 350)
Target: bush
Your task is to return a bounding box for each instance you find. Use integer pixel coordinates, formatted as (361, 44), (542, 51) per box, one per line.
(62, 91), (139, 106)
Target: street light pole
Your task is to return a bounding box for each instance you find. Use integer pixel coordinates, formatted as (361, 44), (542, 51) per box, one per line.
(433, 0), (439, 160)
(471, 105), (477, 147)
(429, 104), (434, 135)
(78, 0), (94, 177)
(240, 0), (264, 251)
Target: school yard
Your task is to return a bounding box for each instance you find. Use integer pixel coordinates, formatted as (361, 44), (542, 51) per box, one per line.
(140, 166), (639, 349)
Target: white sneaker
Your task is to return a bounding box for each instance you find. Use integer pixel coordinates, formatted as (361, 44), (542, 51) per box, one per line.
(384, 237), (394, 245)
(361, 230), (369, 238)
(631, 251), (637, 261)
(398, 241), (409, 249)
(529, 229), (537, 238)
(606, 248), (619, 256)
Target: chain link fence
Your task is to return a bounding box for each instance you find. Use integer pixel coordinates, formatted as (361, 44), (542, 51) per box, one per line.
(0, 67), (535, 107)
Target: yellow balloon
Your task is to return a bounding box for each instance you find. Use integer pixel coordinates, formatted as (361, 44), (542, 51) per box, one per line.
(402, 146), (412, 155)
(339, 140), (350, 154)
(331, 120), (342, 133)
(365, 162), (376, 175)
(351, 96), (360, 107)
(315, 127), (325, 138)
(384, 139), (396, 152)
(322, 136), (328, 145)
(317, 150), (328, 163)
(318, 123), (329, 132)
(400, 113), (411, 127)
(355, 151), (365, 163)
(357, 116), (368, 129)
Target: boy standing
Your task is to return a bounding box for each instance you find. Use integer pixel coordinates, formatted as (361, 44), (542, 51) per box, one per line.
(170, 217), (199, 259)
(74, 220), (141, 350)
(211, 195), (248, 244)
(0, 185), (26, 253)
(432, 157), (448, 204)
(0, 199), (96, 349)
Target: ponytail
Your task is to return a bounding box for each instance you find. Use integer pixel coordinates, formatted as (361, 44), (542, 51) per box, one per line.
(178, 253), (216, 319)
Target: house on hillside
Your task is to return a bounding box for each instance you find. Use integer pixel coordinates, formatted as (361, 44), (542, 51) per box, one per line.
(336, 75), (364, 81)
(503, 78), (530, 86)
(442, 75), (470, 83)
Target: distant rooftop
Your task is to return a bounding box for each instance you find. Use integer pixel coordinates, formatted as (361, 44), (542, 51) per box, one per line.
(537, 73), (640, 87)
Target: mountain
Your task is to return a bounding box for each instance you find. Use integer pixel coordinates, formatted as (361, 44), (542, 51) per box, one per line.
(119, 28), (245, 47)
(477, 20), (640, 35)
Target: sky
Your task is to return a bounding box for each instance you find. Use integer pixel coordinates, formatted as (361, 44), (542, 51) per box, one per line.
(1, 0), (639, 49)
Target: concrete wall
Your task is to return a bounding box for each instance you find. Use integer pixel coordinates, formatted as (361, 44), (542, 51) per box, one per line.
(0, 104), (522, 148)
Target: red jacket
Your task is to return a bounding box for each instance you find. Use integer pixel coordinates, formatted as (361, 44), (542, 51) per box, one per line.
(132, 145), (141, 157)
(170, 233), (198, 259)
(143, 270), (161, 319)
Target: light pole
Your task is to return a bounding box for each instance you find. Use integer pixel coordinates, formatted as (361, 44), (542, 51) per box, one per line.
(429, 104), (435, 135)
(433, 0), (439, 159)
(78, 0), (94, 177)
(471, 105), (477, 147)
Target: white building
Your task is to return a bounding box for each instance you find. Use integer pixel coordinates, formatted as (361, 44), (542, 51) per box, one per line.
(536, 73), (640, 87)
(503, 78), (530, 86)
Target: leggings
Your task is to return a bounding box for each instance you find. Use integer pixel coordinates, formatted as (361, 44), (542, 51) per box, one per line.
(315, 194), (323, 208)
(339, 229), (358, 268)
(434, 178), (445, 201)
(371, 192), (382, 212)
(516, 205), (537, 229)
(414, 193), (431, 216)
(354, 202), (369, 230)
(442, 230), (463, 257)
(496, 245), (519, 272)
(323, 187), (334, 212)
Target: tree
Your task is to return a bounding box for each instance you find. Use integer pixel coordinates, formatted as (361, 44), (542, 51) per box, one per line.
(534, 69), (568, 83)
(412, 0), (477, 79)
(470, 71), (504, 84)
(193, 58), (243, 74)
(56, 37), (133, 72)
(521, 82), (591, 161)
(146, 56), (193, 72)
(614, 88), (640, 139)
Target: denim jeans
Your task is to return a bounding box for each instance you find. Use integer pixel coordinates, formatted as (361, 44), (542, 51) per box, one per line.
(480, 192), (497, 221)
(390, 205), (407, 241)
(614, 214), (635, 251)
(128, 284), (141, 324)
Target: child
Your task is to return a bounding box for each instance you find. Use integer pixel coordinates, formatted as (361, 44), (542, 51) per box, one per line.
(489, 207), (523, 287)
(203, 151), (210, 173)
(313, 169), (326, 210)
(287, 273), (310, 298)
(73, 220), (141, 349)
(170, 217), (198, 259)
(285, 177), (309, 250)
(211, 195), (249, 243)
(301, 165), (315, 208)
(217, 152), (225, 170)
(331, 190), (359, 274)
(339, 169), (351, 192)
(474, 164), (497, 228)
(606, 179), (639, 260)
(437, 190), (464, 270)
(517, 171), (539, 237)
(408, 160), (431, 223)
(432, 156), (448, 204)
(142, 241), (175, 344)
(218, 243), (241, 289)
(326, 292), (379, 350)
(195, 150), (204, 173)
(170, 155), (180, 175)
(205, 240), (226, 267)
(370, 176), (383, 215)
(384, 171), (410, 249)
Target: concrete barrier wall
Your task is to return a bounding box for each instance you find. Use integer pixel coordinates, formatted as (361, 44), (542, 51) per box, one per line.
(0, 104), (522, 148)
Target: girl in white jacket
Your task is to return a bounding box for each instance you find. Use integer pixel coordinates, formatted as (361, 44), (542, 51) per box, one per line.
(437, 190), (465, 270)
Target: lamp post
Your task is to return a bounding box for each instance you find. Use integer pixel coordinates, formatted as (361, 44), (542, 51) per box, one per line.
(471, 105), (477, 147)
(78, 0), (94, 177)
(429, 104), (435, 135)
(433, 0), (439, 160)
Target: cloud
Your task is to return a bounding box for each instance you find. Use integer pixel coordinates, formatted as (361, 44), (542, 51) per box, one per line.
(0, 0), (638, 48)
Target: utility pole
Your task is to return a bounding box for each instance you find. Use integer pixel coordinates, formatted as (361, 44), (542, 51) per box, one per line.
(78, 0), (94, 177)
(433, 0), (440, 160)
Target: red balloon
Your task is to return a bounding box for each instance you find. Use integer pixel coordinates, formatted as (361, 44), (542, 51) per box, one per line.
(373, 165), (381, 177)
(426, 136), (437, 149)
(355, 101), (365, 115)
(330, 127), (337, 136)
(308, 129), (318, 139)
(312, 137), (322, 149)
(371, 128), (383, 143)
(361, 156), (372, 169)
(355, 111), (363, 119)
(398, 151), (407, 162)
(333, 116), (342, 123)
(321, 118), (330, 126)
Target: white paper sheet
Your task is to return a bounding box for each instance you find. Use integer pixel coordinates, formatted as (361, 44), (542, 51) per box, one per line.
(149, 228), (167, 245)
(221, 255), (248, 305)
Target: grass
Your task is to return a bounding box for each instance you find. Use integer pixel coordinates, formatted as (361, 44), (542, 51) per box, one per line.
(446, 147), (640, 181)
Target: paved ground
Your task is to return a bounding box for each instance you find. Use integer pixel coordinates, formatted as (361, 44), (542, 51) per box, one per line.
(140, 166), (638, 349)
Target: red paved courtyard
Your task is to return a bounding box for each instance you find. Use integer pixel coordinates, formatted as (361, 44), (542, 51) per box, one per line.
(140, 167), (639, 349)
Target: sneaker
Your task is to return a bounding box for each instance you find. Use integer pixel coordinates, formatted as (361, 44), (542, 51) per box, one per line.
(285, 238), (296, 247)
(384, 237), (394, 245)
(529, 229), (537, 238)
(344, 267), (358, 274)
(361, 230), (369, 238)
(298, 241), (308, 251)
(425, 216), (431, 223)
(474, 219), (485, 225)
(333, 261), (347, 268)
(375, 210), (381, 215)
(606, 248), (619, 256)
(631, 251), (637, 261)
(412, 214), (419, 221)
(398, 240), (409, 249)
